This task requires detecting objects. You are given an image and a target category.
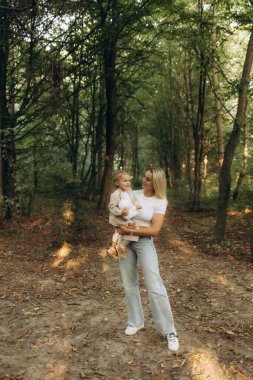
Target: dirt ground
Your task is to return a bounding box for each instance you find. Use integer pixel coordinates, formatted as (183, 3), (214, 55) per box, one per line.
(0, 205), (252, 380)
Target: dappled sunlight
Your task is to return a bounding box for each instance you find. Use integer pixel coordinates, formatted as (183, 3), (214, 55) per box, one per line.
(51, 242), (72, 268)
(99, 246), (111, 272)
(65, 256), (83, 270)
(45, 365), (67, 380)
(102, 261), (110, 273)
(99, 247), (108, 259)
(187, 348), (228, 380)
(62, 200), (74, 225)
(227, 208), (252, 216)
(210, 274), (228, 286)
(168, 237), (195, 261)
(51, 244), (92, 270)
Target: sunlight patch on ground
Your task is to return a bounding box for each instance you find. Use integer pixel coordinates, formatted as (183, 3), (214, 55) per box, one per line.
(169, 238), (194, 260)
(45, 366), (67, 380)
(52, 242), (72, 268)
(102, 261), (110, 273)
(188, 348), (228, 380)
(210, 274), (228, 286)
(99, 247), (111, 272)
(227, 208), (252, 216)
(99, 247), (108, 259)
(65, 256), (83, 270)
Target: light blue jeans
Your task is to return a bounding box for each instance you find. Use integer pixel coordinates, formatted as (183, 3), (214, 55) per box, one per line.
(119, 237), (177, 336)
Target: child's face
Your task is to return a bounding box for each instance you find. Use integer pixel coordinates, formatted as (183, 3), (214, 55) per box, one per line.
(117, 174), (131, 191)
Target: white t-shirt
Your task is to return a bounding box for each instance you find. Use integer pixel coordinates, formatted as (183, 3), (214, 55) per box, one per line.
(133, 190), (168, 227)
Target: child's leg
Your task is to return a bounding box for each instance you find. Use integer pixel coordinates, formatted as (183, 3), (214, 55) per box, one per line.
(108, 229), (120, 261)
(116, 239), (129, 258)
(120, 239), (129, 248)
(112, 229), (120, 246)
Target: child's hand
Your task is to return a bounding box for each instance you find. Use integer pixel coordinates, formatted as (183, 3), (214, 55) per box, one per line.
(128, 222), (138, 229)
(135, 202), (142, 210)
(121, 208), (129, 216)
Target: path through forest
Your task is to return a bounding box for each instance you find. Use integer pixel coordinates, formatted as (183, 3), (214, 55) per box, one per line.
(0, 206), (252, 380)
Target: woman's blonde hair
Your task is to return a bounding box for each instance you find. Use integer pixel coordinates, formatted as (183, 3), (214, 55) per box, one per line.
(112, 169), (130, 191)
(146, 167), (167, 199)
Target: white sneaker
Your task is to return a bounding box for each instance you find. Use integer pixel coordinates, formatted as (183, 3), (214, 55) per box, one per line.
(125, 323), (144, 336)
(167, 333), (179, 351)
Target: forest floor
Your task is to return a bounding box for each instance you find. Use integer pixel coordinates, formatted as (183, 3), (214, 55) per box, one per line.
(0, 201), (253, 380)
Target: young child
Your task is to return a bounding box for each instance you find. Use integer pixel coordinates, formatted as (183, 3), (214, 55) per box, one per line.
(107, 170), (141, 261)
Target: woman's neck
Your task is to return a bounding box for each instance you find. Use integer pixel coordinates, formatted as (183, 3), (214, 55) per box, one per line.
(143, 190), (154, 197)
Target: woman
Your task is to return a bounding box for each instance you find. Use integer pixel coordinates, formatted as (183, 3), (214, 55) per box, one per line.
(117, 167), (179, 352)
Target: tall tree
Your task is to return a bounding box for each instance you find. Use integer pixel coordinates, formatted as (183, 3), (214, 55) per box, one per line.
(97, 0), (155, 209)
(98, 0), (118, 210)
(0, 1), (16, 219)
(214, 25), (253, 241)
(211, 2), (224, 169)
(191, 0), (210, 210)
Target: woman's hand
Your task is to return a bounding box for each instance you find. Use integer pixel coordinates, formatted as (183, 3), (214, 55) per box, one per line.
(118, 213), (165, 237)
(117, 226), (132, 235)
(127, 221), (137, 229)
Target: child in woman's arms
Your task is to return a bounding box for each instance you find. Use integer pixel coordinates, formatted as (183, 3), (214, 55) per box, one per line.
(108, 170), (141, 261)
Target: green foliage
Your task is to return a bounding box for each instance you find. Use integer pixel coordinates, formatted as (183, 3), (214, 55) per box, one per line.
(1, 0), (253, 220)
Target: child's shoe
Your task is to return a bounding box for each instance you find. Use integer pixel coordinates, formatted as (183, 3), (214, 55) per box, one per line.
(116, 244), (127, 259)
(107, 246), (118, 261)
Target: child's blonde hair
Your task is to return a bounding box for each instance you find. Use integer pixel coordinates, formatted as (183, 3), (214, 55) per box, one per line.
(112, 169), (130, 191)
(147, 167), (167, 200)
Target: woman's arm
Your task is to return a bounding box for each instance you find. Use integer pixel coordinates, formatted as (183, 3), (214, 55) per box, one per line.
(118, 213), (165, 237)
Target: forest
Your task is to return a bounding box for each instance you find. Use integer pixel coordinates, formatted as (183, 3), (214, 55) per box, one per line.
(0, 1), (253, 379)
(1, 0), (253, 244)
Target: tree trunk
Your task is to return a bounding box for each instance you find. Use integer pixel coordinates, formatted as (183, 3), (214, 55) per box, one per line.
(192, 62), (206, 210)
(94, 61), (105, 194)
(96, 80), (105, 194)
(118, 112), (125, 169)
(0, 6), (16, 219)
(211, 3), (224, 169)
(232, 171), (245, 201)
(85, 72), (98, 199)
(97, 48), (117, 209)
(191, 1), (208, 210)
(98, 3), (118, 210)
(70, 71), (81, 178)
(214, 27), (253, 241)
(213, 63), (224, 168)
(131, 123), (140, 185)
(232, 103), (248, 201)
(183, 60), (194, 203)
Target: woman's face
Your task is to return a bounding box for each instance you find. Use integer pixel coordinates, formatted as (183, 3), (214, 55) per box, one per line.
(142, 170), (154, 194)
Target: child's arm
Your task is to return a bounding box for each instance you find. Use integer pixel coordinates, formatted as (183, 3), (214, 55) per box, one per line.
(108, 189), (123, 216)
(108, 189), (129, 216)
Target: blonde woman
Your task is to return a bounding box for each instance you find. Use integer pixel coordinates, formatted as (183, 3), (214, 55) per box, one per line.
(117, 167), (179, 352)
